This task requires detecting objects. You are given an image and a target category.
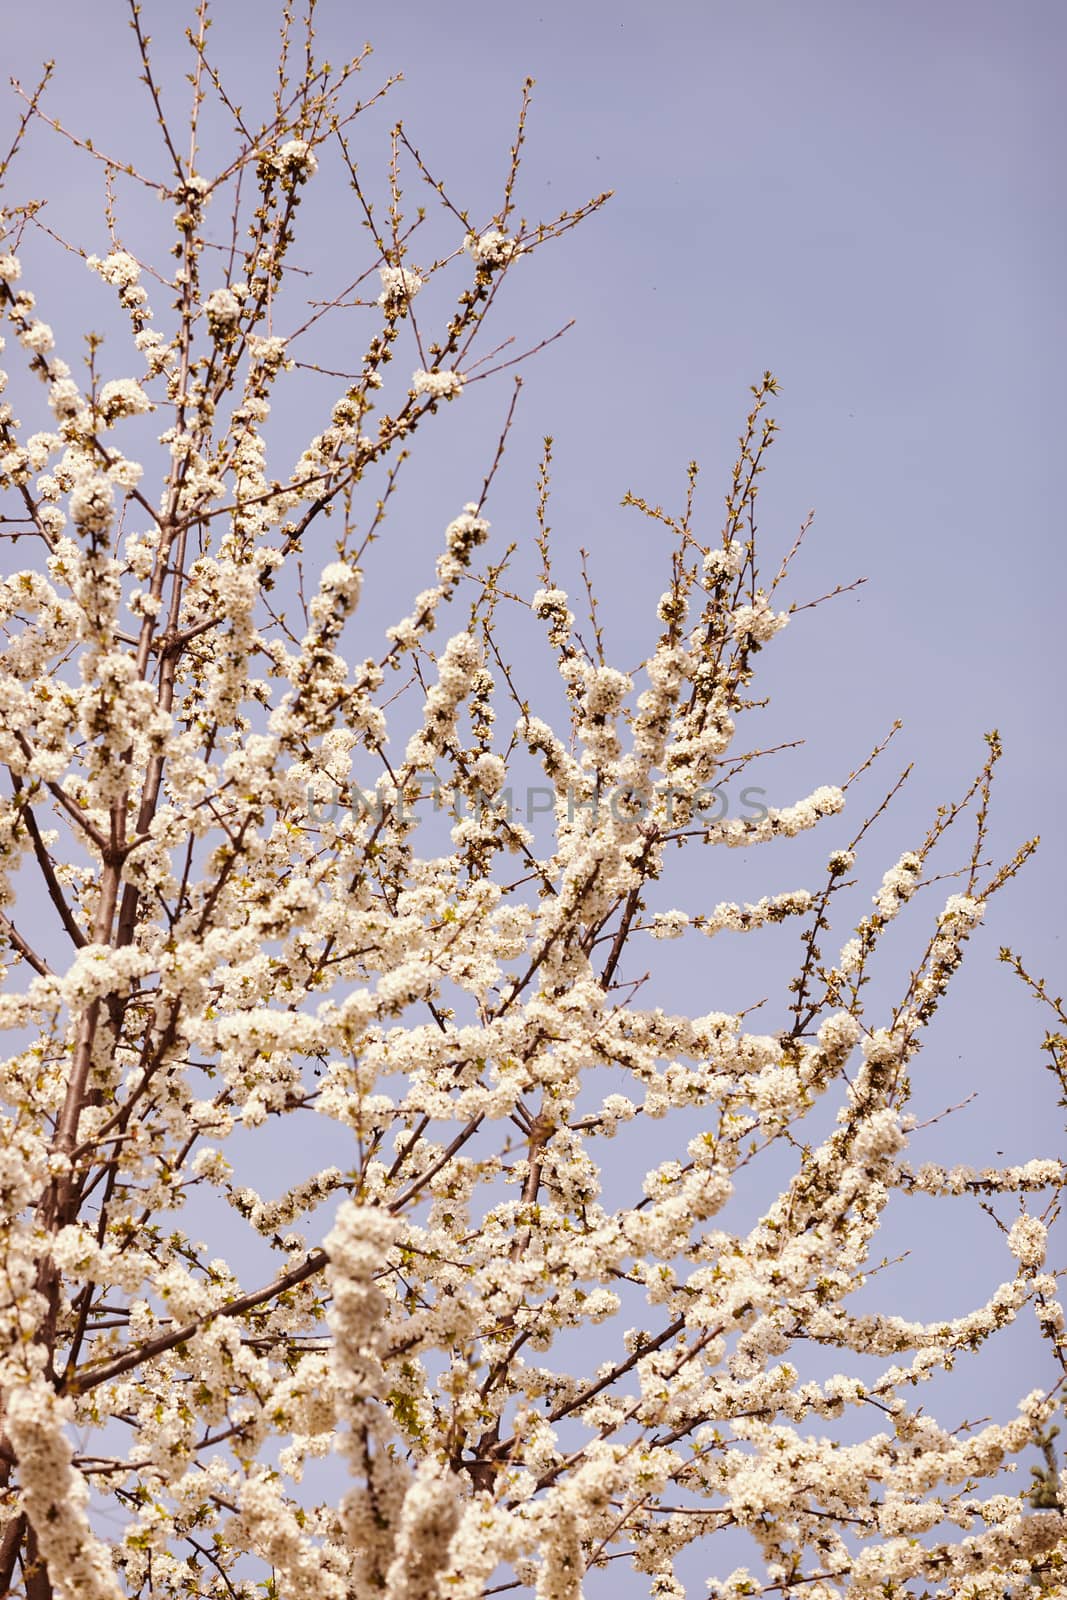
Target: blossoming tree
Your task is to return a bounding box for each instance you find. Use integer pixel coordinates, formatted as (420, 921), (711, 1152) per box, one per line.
(0, 7), (1063, 1599)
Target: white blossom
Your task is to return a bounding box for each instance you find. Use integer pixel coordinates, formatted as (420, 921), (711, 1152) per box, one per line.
(378, 264), (424, 306)
(465, 229), (522, 268)
(97, 377), (152, 421)
(731, 592), (789, 645)
(1007, 1213), (1047, 1270)
(412, 367), (464, 399)
(204, 285), (242, 329)
(68, 472), (115, 531)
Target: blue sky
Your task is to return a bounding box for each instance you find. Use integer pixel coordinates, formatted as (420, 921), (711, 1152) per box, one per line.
(3, 0), (1065, 1584)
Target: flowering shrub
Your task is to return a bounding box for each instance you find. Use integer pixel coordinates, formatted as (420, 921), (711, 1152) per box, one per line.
(0, 9), (1063, 1600)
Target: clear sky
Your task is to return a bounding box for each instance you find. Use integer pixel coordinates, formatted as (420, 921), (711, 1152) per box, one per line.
(3, 0), (1065, 1585)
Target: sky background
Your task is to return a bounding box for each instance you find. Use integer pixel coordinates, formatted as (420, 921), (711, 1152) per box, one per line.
(3, 0), (1066, 1588)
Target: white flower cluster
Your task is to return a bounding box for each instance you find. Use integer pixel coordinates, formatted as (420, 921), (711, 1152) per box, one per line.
(731, 591), (789, 645)
(378, 264), (424, 308)
(703, 541), (745, 583)
(68, 471), (115, 533)
(874, 850), (922, 918)
(205, 285), (242, 332)
(445, 502), (490, 560)
(246, 331), (290, 374)
(707, 784), (845, 847)
(324, 1200), (399, 1409)
(412, 367), (464, 400)
(697, 889), (814, 937)
(87, 250), (141, 289)
(238, 1472), (347, 1600)
(6, 1380), (124, 1600)
(264, 137), (319, 179)
(313, 559), (363, 619)
(465, 229), (522, 269)
(96, 377), (151, 423)
(1007, 1213), (1048, 1270)
(531, 587), (574, 650)
(19, 319), (55, 355)
(86, 249), (152, 326)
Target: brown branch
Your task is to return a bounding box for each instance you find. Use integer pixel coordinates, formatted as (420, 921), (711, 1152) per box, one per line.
(9, 776), (86, 949)
(0, 910), (51, 976)
(67, 1248), (329, 1396)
